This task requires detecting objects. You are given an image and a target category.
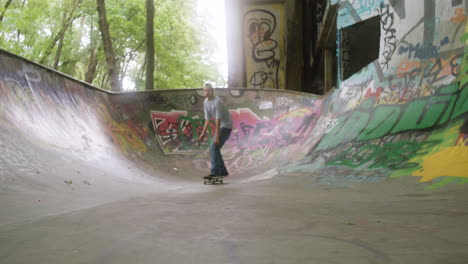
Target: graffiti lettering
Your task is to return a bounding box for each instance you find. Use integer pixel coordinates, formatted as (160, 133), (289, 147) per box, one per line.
(317, 83), (467, 150)
(378, 3), (398, 69)
(244, 7), (283, 89)
(327, 141), (440, 169)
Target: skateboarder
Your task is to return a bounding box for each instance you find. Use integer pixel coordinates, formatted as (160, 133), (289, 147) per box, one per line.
(198, 83), (232, 179)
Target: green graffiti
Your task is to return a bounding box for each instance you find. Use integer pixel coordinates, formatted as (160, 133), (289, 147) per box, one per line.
(451, 84), (468, 120)
(177, 115), (212, 149)
(317, 111), (370, 150)
(459, 33), (468, 86)
(317, 83), (467, 150)
(357, 106), (400, 141)
(327, 144), (380, 168)
(391, 94), (454, 133)
(327, 141), (440, 170)
(425, 177), (468, 190)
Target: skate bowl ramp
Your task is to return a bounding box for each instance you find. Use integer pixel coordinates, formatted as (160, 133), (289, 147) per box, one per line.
(1, 48), (467, 189)
(1, 49), (468, 263)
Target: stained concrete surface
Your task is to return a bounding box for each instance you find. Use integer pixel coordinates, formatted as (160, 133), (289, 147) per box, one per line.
(1, 174), (468, 264)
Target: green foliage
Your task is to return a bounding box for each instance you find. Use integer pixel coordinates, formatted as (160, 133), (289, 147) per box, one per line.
(0, 0), (225, 90)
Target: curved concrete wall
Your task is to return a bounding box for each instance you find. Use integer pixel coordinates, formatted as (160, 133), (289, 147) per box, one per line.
(0, 47), (467, 190)
(0, 50), (322, 180)
(317, 0), (468, 189)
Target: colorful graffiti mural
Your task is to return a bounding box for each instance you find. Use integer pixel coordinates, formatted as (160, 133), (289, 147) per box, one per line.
(293, 0), (468, 189)
(0, 0), (467, 191)
(150, 110), (212, 154)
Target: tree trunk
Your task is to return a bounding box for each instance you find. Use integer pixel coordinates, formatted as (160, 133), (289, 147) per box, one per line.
(53, 12), (67, 69)
(96, 0), (121, 91)
(85, 46), (99, 83)
(0, 0), (14, 22)
(145, 0), (155, 90)
(40, 0), (82, 65)
(85, 21), (99, 84)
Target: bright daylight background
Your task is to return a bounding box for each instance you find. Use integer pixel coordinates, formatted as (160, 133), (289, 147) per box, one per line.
(123, 0), (228, 90)
(197, 0), (228, 87)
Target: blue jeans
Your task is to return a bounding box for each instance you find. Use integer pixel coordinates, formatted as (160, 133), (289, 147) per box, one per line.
(210, 127), (232, 176)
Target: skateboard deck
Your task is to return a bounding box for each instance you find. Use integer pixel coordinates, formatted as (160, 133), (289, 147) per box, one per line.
(204, 176), (224, 185)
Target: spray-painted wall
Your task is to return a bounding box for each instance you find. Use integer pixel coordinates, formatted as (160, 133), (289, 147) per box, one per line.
(283, 0), (468, 189)
(0, 50), (322, 178)
(243, 4), (285, 89)
(1, 0), (468, 191)
(226, 0), (304, 91)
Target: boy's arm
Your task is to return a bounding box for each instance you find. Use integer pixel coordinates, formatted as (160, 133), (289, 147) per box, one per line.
(198, 119), (211, 141)
(214, 119), (221, 146)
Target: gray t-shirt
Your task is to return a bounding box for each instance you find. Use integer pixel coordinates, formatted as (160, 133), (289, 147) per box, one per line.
(204, 96), (233, 129)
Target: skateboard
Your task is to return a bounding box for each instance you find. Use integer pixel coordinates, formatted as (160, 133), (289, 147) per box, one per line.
(204, 176), (224, 185)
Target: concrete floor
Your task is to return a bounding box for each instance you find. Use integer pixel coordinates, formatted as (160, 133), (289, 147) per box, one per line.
(1, 173), (467, 264)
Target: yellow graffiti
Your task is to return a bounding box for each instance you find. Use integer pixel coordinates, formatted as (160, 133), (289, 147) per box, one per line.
(412, 124), (468, 182)
(96, 104), (147, 153)
(412, 145), (468, 182)
(277, 108), (313, 120)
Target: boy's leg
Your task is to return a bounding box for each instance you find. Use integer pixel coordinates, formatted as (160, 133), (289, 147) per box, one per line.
(210, 142), (223, 175)
(210, 128), (231, 176)
(217, 128), (232, 176)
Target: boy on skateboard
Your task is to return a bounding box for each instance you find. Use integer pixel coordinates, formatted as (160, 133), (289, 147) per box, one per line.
(198, 83), (232, 179)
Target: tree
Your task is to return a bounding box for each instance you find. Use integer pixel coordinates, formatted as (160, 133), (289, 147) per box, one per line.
(0, 0), (14, 22)
(40, 0), (83, 66)
(145, 0), (154, 91)
(0, 0), (225, 91)
(96, 0), (121, 91)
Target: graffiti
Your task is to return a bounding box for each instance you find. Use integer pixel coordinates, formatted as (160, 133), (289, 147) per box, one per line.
(415, 142), (468, 181)
(450, 8), (465, 24)
(377, 86), (432, 105)
(151, 110), (186, 146)
(154, 106), (320, 173)
(396, 54), (462, 81)
(258, 101), (273, 110)
(177, 115), (208, 149)
(339, 78), (373, 109)
(149, 94), (169, 106)
(410, 123), (468, 183)
(456, 133), (468, 146)
(229, 108), (319, 149)
(275, 97), (295, 108)
(313, 116), (339, 136)
(341, 53), (464, 106)
(151, 110), (214, 154)
(193, 148), (260, 175)
(353, 0), (381, 17)
(244, 5), (284, 89)
(327, 140), (440, 169)
(168, 94), (198, 106)
(229, 89), (244, 97)
(378, 2), (398, 70)
(316, 82), (467, 151)
(398, 37), (450, 60)
(459, 32), (468, 87)
(97, 104), (147, 153)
